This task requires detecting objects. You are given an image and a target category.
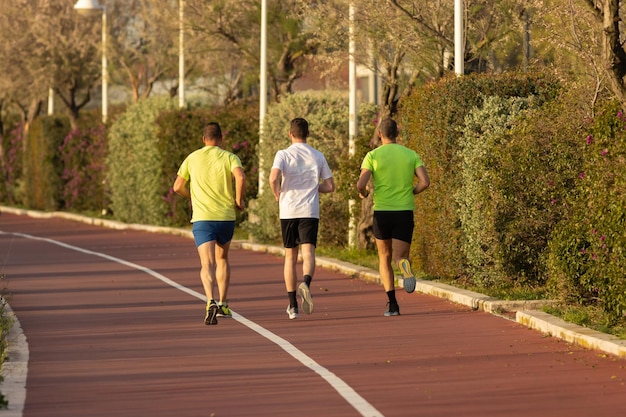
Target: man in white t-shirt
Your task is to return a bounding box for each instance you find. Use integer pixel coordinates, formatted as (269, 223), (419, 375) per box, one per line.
(269, 118), (335, 319)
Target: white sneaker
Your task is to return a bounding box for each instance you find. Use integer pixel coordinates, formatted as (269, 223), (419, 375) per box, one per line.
(286, 305), (299, 319)
(297, 283), (314, 314)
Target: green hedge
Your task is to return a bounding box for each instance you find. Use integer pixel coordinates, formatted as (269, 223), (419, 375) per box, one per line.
(0, 121), (24, 205)
(58, 125), (109, 213)
(456, 95), (533, 288)
(547, 100), (626, 323)
(23, 116), (71, 210)
(399, 71), (560, 281)
(106, 96), (178, 224)
(493, 87), (585, 289)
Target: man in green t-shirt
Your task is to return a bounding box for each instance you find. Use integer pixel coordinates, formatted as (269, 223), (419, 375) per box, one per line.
(173, 122), (246, 325)
(356, 118), (430, 316)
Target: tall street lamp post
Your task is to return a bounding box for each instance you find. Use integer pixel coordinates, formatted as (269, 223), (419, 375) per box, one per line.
(179, 0), (185, 108)
(258, 0), (267, 195)
(454, 0), (464, 75)
(74, 0), (108, 123)
(348, 2), (357, 248)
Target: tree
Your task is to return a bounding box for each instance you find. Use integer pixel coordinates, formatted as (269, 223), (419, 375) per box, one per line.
(575, 0), (626, 106)
(111, 0), (181, 103)
(184, 0), (318, 104)
(0, 0), (51, 133)
(526, 0), (625, 110)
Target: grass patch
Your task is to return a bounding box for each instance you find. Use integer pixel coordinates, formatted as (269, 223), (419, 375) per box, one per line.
(430, 276), (550, 301)
(316, 246), (380, 271)
(544, 304), (626, 340)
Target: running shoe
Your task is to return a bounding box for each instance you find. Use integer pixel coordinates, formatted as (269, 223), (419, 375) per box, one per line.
(297, 283), (314, 314)
(398, 258), (416, 293)
(384, 302), (400, 316)
(286, 305), (299, 320)
(205, 301), (219, 325)
(217, 304), (232, 318)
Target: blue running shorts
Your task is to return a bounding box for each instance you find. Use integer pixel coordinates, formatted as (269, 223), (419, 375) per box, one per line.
(192, 221), (236, 247)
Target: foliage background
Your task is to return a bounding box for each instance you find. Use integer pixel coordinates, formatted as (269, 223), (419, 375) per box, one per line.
(547, 100), (626, 324)
(106, 96), (178, 224)
(399, 71), (561, 282)
(23, 116), (70, 211)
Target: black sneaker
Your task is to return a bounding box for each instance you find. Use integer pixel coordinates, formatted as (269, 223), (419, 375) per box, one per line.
(384, 302), (400, 316)
(205, 302), (219, 325)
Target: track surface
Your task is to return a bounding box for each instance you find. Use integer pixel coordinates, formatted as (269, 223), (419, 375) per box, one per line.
(1, 212), (626, 417)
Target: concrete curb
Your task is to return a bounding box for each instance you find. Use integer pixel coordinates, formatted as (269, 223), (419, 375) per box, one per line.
(1, 204), (625, 416)
(517, 310), (626, 358)
(0, 300), (28, 417)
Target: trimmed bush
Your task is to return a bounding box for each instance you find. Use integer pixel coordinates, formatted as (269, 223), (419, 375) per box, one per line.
(106, 96), (178, 224)
(547, 100), (626, 323)
(23, 116), (71, 210)
(456, 95), (532, 287)
(0, 123), (25, 205)
(58, 125), (109, 213)
(494, 87), (585, 289)
(399, 71), (560, 281)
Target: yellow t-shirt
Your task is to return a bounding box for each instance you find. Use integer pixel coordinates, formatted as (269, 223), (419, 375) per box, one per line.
(177, 146), (242, 222)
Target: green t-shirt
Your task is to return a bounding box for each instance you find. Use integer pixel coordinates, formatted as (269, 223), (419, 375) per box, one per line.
(361, 143), (424, 211)
(177, 146), (242, 222)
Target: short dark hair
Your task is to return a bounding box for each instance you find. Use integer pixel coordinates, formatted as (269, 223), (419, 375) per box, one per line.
(378, 118), (398, 140)
(203, 122), (222, 141)
(290, 118), (309, 139)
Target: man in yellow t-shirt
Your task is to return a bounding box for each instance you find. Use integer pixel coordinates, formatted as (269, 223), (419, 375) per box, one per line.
(356, 118), (430, 316)
(173, 122), (246, 325)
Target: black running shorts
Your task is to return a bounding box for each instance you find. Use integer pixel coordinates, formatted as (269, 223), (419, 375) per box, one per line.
(372, 210), (414, 243)
(280, 218), (319, 248)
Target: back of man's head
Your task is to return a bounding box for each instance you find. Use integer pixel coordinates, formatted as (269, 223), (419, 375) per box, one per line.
(290, 118), (309, 140)
(203, 122), (222, 141)
(378, 118), (398, 140)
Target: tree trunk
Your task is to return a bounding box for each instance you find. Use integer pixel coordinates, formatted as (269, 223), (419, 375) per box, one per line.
(601, 0), (626, 105)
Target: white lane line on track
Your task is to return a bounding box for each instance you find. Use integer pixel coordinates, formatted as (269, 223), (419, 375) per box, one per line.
(2, 231), (384, 417)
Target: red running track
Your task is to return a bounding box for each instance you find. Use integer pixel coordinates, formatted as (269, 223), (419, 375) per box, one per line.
(1, 212), (625, 417)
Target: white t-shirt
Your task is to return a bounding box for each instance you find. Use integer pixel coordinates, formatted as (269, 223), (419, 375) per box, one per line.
(271, 143), (333, 219)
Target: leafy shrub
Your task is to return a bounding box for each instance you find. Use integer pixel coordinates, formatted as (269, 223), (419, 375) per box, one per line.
(547, 100), (626, 323)
(58, 125), (109, 212)
(23, 116), (71, 210)
(249, 91), (376, 246)
(0, 123), (25, 205)
(399, 71), (560, 281)
(495, 87), (586, 288)
(456, 95), (532, 287)
(106, 96), (177, 224)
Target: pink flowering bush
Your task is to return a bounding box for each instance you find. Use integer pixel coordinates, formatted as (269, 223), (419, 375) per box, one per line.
(547, 100), (626, 323)
(58, 125), (109, 212)
(0, 124), (25, 205)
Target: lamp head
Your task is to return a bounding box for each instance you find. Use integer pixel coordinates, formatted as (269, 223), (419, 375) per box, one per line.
(74, 0), (105, 16)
